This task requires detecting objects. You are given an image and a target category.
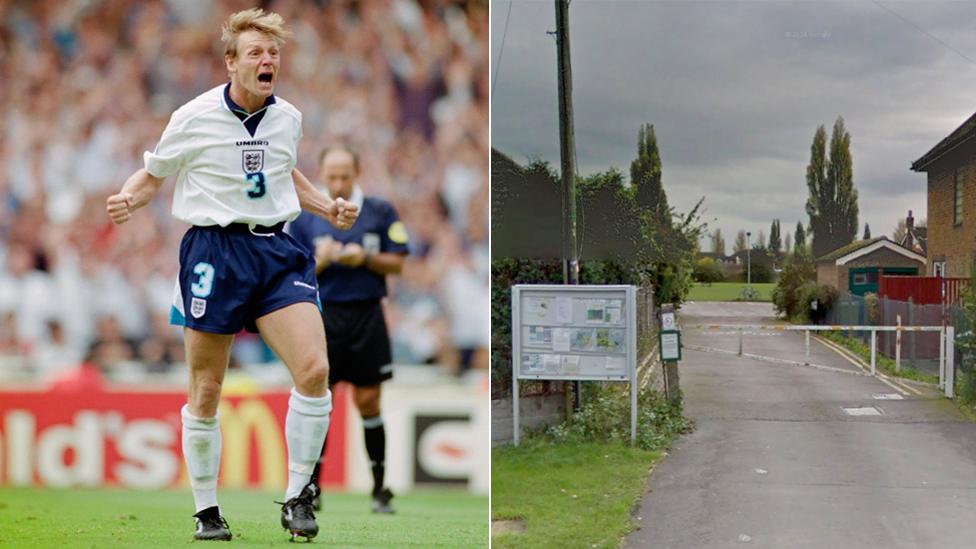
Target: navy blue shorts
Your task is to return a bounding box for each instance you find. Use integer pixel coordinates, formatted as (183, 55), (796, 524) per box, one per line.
(322, 299), (393, 386)
(169, 223), (320, 334)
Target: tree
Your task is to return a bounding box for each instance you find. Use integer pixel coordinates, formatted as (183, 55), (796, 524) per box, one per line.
(577, 169), (642, 262)
(632, 124), (668, 224)
(734, 230), (748, 254)
(710, 228), (726, 255)
(694, 257), (725, 283)
(805, 117), (859, 258)
(863, 223), (871, 239)
(892, 219), (907, 243)
(795, 221), (807, 250)
(757, 229), (767, 250)
(784, 232), (792, 254)
(769, 219), (782, 255)
(628, 122), (705, 306)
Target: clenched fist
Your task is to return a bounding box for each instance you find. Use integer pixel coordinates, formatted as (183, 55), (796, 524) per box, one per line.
(106, 192), (134, 224)
(331, 197), (359, 229)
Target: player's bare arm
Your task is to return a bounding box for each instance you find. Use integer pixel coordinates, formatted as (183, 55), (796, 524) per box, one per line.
(292, 168), (358, 229)
(106, 169), (165, 225)
(333, 243), (406, 275)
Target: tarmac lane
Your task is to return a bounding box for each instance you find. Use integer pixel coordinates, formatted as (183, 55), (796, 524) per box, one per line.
(625, 301), (976, 549)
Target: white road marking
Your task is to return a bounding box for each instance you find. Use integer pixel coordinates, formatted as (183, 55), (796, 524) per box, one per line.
(813, 336), (911, 396)
(683, 344), (870, 376)
(872, 393), (904, 400)
(843, 406), (882, 416)
(877, 372), (923, 396)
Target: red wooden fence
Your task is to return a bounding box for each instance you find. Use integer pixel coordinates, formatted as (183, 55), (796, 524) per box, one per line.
(878, 276), (969, 305)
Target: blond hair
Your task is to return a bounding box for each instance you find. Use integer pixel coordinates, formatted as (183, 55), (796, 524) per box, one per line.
(221, 8), (292, 59)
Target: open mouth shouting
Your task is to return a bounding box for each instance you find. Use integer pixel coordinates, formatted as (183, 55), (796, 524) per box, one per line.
(257, 70), (274, 87)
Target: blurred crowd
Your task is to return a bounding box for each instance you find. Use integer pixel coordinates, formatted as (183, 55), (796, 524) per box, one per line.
(0, 0), (489, 380)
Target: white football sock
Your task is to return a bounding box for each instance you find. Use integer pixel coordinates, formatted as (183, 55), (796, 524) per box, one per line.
(285, 388), (332, 500)
(181, 404), (221, 513)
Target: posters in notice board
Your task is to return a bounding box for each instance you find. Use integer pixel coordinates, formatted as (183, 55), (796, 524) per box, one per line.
(526, 326), (552, 348)
(555, 297), (573, 323)
(513, 285), (635, 381)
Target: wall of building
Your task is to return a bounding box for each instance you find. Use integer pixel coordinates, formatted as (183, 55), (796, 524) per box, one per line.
(926, 142), (976, 277)
(816, 262), (840, 291)
(818, 248), (925, 295)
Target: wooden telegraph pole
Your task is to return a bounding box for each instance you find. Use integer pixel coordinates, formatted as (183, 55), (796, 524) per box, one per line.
(555, 0), (580, 415)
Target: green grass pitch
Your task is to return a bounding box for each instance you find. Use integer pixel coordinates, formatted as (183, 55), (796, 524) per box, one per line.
(687, 282), (775, 302)
(0, 487), (487, 548)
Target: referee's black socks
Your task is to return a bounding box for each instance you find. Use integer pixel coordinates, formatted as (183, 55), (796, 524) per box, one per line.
(362, 414), (386, 494)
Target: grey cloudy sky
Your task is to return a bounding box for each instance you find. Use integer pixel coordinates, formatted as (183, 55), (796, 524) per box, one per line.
(491, 0), (976, 253)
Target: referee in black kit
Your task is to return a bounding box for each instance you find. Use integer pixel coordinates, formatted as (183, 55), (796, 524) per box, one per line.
(289, 146), (409, 514)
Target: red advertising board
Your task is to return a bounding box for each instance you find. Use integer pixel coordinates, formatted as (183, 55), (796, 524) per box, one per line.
(0, 382), (348, 489)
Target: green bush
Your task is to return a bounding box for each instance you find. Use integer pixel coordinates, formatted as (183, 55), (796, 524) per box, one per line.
(749, 261), (773, 283)
(544, 384), (692, 451)
(953, 262), (976, 403)
(693, 257), (725, 283)
(795, 281), (838, 322)
(864, 292), (880, 324)
(772, 249), (815, 318)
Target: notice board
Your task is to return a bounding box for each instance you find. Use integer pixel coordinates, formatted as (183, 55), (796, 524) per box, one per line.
(511, 285), (636, 381)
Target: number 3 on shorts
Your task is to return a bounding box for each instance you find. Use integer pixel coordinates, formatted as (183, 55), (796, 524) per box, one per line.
(191, 262), (215, 297)
(246, 172), (266, 199)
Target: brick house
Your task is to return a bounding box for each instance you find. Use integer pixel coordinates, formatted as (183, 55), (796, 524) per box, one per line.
(816, 236), (925, 296)
(911, 113), (976, 277)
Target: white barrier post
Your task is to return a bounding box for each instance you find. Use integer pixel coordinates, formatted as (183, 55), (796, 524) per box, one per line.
(946, 326), (955, 399)
(630, 370), (637, 445)
(805, 330), (810, 358)
(513, 377), (520, 446)
(939, 327), (946, 390)
(895, 315), (901, 373)
(870, 329), (876, 376)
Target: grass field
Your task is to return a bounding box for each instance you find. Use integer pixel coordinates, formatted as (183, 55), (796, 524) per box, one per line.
(492, 441), (660, 548)
(0, 487), (487, 548)
(687, 282), (775, 302)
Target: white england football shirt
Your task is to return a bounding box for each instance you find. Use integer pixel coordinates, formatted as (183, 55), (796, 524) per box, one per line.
(144, 83), (303, 227)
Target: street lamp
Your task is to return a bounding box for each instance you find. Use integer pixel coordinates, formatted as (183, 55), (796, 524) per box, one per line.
(746, 231), (752, 288)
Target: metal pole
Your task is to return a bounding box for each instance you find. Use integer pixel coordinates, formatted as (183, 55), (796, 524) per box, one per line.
(746, 232), (752, 288)
(870, 329), (876, 376)
(738, 327), (743, 356)
(512, 287), (521, 445)
(908, 297), (916, 366)
(946, 326), (955, 399)
(939, 326), (946, 389)
(513, 377), (520, 446)
(895, 314), (901, 373)
(630, 286), (638, 445)
(630, 370), (637, 446)
(555, 0), (580, 413)
(805, 330), (810, 358)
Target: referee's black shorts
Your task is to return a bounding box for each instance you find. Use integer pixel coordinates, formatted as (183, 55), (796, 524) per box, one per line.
(322, 299), (393, 387)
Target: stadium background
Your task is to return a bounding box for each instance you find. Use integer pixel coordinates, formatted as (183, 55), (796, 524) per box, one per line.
(0, 0), (488, 500)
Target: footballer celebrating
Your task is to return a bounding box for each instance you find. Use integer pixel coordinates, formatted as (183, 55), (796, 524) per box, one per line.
(105, 8), (356, 542)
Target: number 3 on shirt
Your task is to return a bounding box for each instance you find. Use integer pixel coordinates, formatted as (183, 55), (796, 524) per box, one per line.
(191, 262), (215, 297)
(246, 172), (266, 199)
